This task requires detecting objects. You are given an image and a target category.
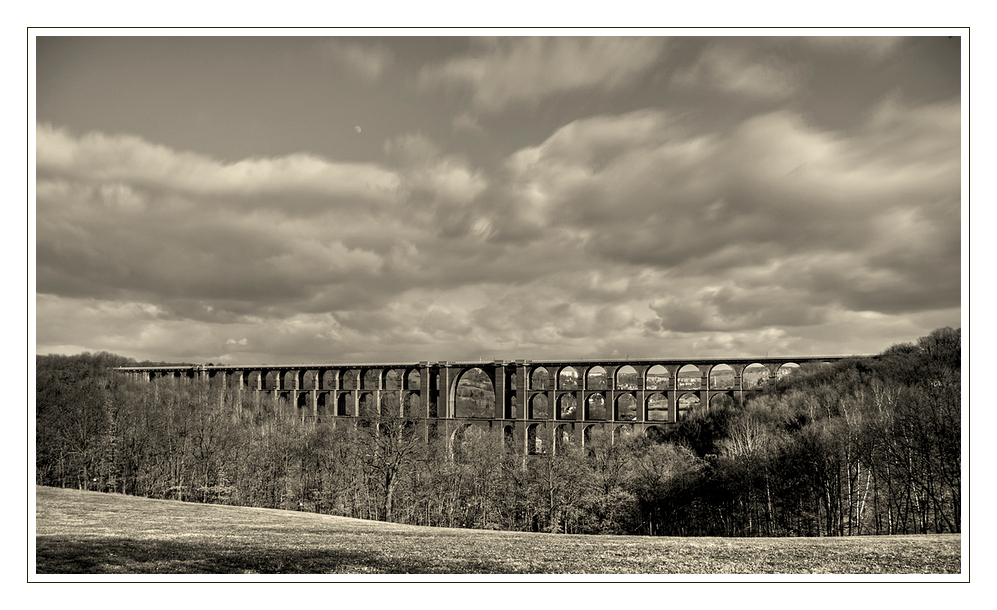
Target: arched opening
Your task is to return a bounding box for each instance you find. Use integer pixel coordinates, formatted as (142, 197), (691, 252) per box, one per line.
(358, 392), (377, 418)
(218, 371), (233, 389)
(647, 392), (669, 421)
(450, 424), (478, 462)
(531, 367), (550, 390)
(361, 369), (381, 391)
(586, 366), (607, 390)
(586, 393), (606, 420)
(407, 369), (421, 391)
(644, 426), (667, 443)
(283, 371), (298, 390)
(677, 392), (701, 421)
(341, 369), (359, 390)
(613, 425), (634, 443)
(778, 363), (801, 379)
(742, 363), (768, 388)
(403, 392), (421, 418)
(322, 369), (339, 390)
(710, 393), (735, 410)
(209, 371), (227, 390)
(317, 393), (331, 419)
(646, 365), (669, 390)
(557, 394), (578, 420)
(296, 392), (308, 410)
(558, 366), (579, 390)
(384, 369), (402, 390)
(455, 367), (495, 418)
(337, 393), (354, 416)
(246, 370), (263, 390)
(529, 393), (550, 419)
(677, 365), (701, 390)
(264, 371), (280, 391)
(380, 392), (401, 417)
(300, 370), (317, 390)
(616, 365), (638, 390)
(709, 364), (735, 390)
(615, 394), (637, 421)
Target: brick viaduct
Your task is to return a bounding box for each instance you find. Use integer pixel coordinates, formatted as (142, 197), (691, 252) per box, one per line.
(117, 356), (855, 454)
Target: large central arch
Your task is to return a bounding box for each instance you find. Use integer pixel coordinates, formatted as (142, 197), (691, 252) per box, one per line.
(455, 367), (495, 419)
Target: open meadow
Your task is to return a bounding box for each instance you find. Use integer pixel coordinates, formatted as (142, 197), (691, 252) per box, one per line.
(34, 486), (960, 575)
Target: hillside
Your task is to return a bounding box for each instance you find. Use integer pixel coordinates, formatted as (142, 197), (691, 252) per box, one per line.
(35, 486), (960, 575)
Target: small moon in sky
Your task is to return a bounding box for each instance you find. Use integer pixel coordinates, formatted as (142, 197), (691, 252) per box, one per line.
(354, 126), (362, 133)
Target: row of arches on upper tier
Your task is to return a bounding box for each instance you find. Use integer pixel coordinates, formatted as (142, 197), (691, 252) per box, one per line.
(520, 363), (801, 392)
(206, 367), (424, 392)
(446, 363), (802, 419)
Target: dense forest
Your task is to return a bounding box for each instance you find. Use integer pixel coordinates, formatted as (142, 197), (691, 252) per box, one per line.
(34, 327), (961, 537)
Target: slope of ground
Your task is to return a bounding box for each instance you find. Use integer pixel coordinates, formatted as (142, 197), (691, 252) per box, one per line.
(34, 486), (960, 575)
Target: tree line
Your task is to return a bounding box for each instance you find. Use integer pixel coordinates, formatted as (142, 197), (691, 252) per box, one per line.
(35, 327), (960, 536)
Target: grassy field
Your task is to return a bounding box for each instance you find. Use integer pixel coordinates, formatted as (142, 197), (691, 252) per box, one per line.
(34, 486), (961, 575)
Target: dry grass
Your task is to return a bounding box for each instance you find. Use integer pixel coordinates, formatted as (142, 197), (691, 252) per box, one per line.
(35, 486), (960, 575)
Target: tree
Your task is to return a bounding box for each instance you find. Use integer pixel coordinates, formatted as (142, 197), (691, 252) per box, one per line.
(355, 412), (424, 522)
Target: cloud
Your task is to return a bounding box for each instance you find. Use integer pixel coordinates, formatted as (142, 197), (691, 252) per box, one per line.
(316, 39), (393, 82)
(673, 43), (802, 101)
(419, 37), (666, 114)
(382, 133), (490, 238)
(647, 280), (831, 334)
(36, 126), (447, 323)
(385, 134), (488, 206)
(34, 92), (960, 364)
(36, 125), (509, 340)
(36, 124), (401, 208)
(452, 112), (484, 135)
(497, 100), (960, 325)
(801, 36), (904, 60)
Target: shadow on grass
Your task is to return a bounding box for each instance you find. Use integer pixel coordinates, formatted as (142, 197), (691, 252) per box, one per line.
(36, 536), (518, 575)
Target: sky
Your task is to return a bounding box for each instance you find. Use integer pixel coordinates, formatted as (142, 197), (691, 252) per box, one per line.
(32, 32), (965, 365)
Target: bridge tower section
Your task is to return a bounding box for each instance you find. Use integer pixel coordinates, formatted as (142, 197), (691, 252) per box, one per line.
(491, 360), (508, 420)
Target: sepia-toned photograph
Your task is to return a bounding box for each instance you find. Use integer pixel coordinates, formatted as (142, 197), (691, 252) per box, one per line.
(31, 28), (965, 582)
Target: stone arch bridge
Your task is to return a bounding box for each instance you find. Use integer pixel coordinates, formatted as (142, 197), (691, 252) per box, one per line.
(117, 356), (854, 455)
